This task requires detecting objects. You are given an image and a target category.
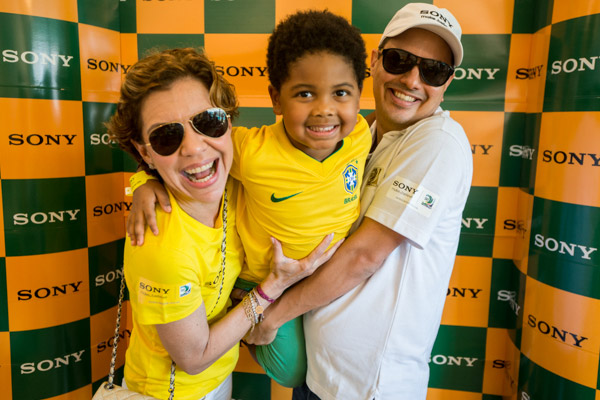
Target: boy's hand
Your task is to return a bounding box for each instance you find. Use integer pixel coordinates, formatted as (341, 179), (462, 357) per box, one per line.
(244, 318), (278, 345)
(126, 180), (171, 245)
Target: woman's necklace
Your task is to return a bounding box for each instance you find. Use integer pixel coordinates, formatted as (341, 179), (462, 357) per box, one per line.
(206, 188), (227, 318)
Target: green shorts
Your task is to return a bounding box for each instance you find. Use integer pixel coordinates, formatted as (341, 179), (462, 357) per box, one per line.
(235, 278), (306, 388)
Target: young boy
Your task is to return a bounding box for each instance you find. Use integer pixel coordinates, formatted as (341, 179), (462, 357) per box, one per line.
(128, 10), (371, 387)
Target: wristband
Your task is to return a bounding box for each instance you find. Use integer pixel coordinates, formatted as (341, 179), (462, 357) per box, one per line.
(256, 284), (275, 304)
(129, 170), (157, 193)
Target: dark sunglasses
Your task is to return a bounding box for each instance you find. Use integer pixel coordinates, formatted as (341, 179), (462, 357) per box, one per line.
(379, 48), (454, 87)
(145, 107), (229, 156)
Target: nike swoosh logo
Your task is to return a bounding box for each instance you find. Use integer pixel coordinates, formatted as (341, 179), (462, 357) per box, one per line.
(270, 192), (302, 202)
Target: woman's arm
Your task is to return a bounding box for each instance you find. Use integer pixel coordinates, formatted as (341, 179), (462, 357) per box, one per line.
(154, 234), (341, 375)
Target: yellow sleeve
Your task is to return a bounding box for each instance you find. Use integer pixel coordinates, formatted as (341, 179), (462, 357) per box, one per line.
(129, 170), (157, 193)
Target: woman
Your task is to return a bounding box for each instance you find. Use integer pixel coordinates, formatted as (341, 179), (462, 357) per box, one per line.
(107, 48), (334, 400)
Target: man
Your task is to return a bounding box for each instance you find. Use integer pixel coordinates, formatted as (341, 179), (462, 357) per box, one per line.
(247, 3), (473, 399)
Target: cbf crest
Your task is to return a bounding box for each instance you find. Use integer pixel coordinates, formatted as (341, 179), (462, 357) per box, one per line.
(343, 163), (358, 194)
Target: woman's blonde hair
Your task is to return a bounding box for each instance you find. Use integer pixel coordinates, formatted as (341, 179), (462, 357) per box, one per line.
(106, 47), (238, 174)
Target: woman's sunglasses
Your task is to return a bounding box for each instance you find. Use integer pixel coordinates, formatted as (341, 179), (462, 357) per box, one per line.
(144, 107), (229, 156)
(379, 48), (454, 87)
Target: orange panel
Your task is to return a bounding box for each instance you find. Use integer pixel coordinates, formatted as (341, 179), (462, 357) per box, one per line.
(137, 0), (204, 34)
(275, 0), (351, 23)
(0, 0), (77, 22)
(435, 0), (513, 34)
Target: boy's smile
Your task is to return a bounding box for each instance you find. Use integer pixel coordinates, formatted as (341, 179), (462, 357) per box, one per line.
(269, 51), (361, 161)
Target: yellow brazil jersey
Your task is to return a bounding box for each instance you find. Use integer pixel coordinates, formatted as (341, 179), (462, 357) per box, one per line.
(230, 114), (371, 283)
(123, 179), (243, 400)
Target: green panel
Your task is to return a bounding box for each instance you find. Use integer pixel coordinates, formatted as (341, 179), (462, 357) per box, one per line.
(234, 107), (276, 129)
(488, 259), (524, 329)
(544, 14), (600, 112)
(232, 371), (271, 399)
(482, 395), (504, 400)
(137, 34), (205, 59)
(84, 102), (128, 175)
(351, 0), (417, 33)
(0, 258), (7, 331)
(204, 0), (275, 34)
(443, 34), (510, 111)
(429, 325), (486, 392)
(10, 318), (91, 399)
(457, 187), (497, 257)
(2, 178), (87, 256)
(528, 197), (600, 299)
(519, 354), (595, 400)
(512, 0), (554, 34)
(88, 239), (126, 315)
(499, 112), (541, 192)
(118, 0), (137, 33)
(77, 0), (120, 31)
(0, 13), (81, 100)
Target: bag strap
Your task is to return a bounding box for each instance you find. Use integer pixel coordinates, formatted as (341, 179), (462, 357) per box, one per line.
(107, 269), (176, 400)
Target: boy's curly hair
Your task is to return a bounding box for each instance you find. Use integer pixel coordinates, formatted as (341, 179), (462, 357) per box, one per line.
(267, 10), (367, 91)
(106, 47), (238, 176)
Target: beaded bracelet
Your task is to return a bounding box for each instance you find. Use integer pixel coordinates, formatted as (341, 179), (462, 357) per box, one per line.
(249, 289), (264, 323)
(256, 284), (275, 304)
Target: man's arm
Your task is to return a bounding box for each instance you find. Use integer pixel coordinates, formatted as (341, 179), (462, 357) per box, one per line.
(246, 216), (404, 344)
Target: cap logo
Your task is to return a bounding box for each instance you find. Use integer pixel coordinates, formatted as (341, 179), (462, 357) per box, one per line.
(419, 10), (454, 28)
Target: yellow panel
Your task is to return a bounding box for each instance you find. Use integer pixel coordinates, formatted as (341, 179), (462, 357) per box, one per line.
(434, 0), (513, 34)
(441, 256), (492, 327)
(535, 112), (600, 207)
(0, 0), (77, 22)
(552, 0), (600, 24)
(452, 111), (504, 187)
(521, 277), (600, 388)
(275, 0), (351, 23)
(137, 0), (204, 34)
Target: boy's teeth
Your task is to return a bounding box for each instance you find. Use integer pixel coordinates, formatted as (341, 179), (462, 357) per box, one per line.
(309, 125), (335, 132)
(392, 90), (416, 102)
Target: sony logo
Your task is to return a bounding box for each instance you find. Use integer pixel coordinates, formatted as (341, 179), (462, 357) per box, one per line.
(419, 10), (454, 28)
(13, 209), (81, 226)
(551, 56), (598, 75)
(21, 350), (85, 374)
(497, 290), (520, 316)
(516, 64), (544, 80)
(541, 150), (600, 166)
(2, 49), (74, 67)
(534, 233), (597, 260)
(17, 281), (83, 301)
(503, 220), (527, 238)
(492, 359), (511, 369)
(429, 354), (477, 367)
(139, 282), (170, 295)
(95, 268), (123, 287)
(471, 144), (493, 155)
(87, 58), (132, 73)
(521, 392), (530, 400)
(97, 329), (131, 352)
(453, 68), (501, 80)
(509, 145), (535, 160)
(527, 314), (588, 348)
(90, 133), (117, 146)
(9, 134), (76, 146)
(216, 65), (267, 77)
(391, 180), (418, 194)
(447, 287), (482, 299)
(93, 201), (132, 217)
(461, 218), (487, 230)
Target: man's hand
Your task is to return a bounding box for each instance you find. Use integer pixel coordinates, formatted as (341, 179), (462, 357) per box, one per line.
(126, 180), (170, 245)
(244, 317), (279, 345)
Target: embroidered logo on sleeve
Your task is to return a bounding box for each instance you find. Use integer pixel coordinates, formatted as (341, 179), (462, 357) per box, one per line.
(179, 283), (192, 297)
(137, 278), (180, 305)
(386, 177), (439, 217)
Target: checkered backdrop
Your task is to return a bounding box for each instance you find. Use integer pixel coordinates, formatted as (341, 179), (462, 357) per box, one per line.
(0, 0), (598, 399)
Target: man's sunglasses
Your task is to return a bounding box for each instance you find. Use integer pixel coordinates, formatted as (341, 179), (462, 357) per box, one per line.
(379, 48), (454, 87)
(144, 107), (229, 156)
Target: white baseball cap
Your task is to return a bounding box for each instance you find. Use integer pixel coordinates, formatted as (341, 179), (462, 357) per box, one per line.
(379, 3), (463, 67)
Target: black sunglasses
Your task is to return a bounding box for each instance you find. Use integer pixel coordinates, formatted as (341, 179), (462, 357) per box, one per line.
(144, 107), (229, 156)
(379, 48), (454, 87)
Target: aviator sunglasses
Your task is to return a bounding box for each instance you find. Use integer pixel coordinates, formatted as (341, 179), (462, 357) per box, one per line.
(144, 107), (229, 156)
(379, 48), (454, 87)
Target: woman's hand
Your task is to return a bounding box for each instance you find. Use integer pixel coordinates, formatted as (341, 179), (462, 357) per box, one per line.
(260, 234), (343, 300)
(126, 180), (170, 245)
